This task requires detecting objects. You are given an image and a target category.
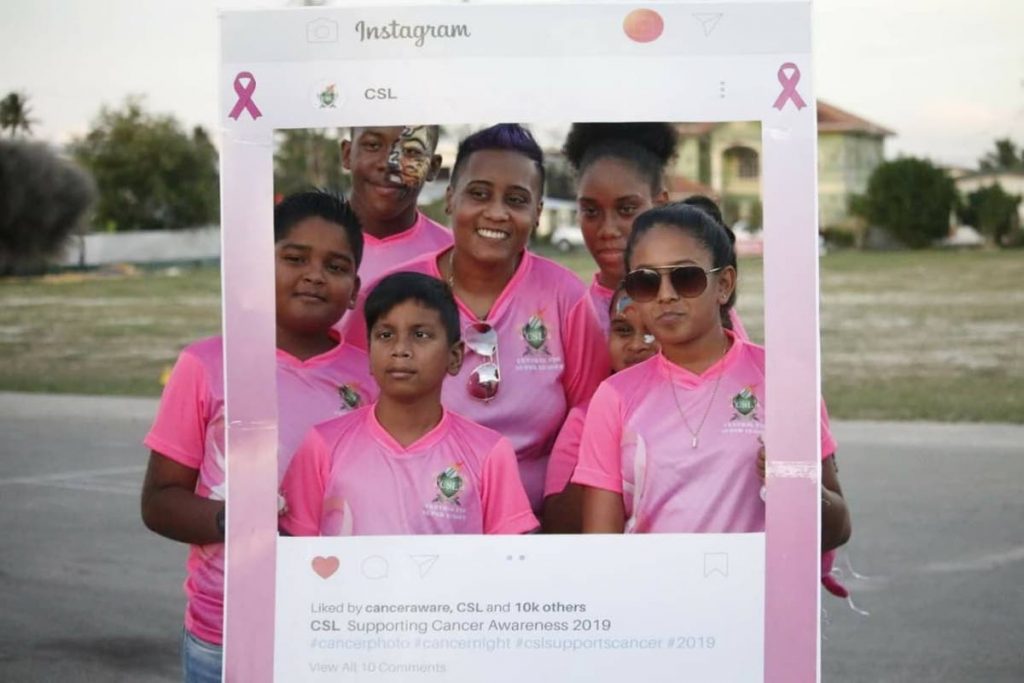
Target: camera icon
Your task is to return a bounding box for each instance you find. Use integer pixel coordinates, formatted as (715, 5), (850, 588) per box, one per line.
(306, 18), (338, 43)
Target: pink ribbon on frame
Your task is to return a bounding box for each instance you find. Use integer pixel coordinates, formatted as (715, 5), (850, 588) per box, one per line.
(772, 62), (807, 111)
(228, 71), (263, 120)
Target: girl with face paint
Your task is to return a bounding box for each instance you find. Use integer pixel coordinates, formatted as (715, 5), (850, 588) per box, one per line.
(345, 124), (609, 514)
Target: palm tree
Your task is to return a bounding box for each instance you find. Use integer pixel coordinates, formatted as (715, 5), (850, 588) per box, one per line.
(0, 92), (36, 137)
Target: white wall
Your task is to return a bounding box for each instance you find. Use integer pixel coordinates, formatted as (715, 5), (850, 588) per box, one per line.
(60, 226), (220, 267)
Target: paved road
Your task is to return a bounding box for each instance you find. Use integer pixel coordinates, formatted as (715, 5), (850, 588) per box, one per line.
(1, 393), (1021, 682)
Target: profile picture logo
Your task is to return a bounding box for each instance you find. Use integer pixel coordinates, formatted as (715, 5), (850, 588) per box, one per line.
(623, 8), (664, 43)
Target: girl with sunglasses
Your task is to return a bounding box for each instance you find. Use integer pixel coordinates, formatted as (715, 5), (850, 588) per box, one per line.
(563, 122), (747, 338)
(571, 203), (851, 550)
(346, 124), (608, 513)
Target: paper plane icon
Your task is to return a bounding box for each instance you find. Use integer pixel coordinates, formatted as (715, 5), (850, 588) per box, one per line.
(410, 554), (439, 578)
(693, 13), (723, 37)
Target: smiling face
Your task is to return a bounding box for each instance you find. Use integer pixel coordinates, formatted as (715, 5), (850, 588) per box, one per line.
(607, 292), (658, 372)
(627, 224), (735, 349)
(445, 149), (543, 267)
(343, 126), (440, 226)
(275, 216), (359, 336)
(577, 157), (666, 288)
(368, 300), (463, 402)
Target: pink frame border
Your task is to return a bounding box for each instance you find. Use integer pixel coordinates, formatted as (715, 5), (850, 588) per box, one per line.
(218, 3), (821, 681)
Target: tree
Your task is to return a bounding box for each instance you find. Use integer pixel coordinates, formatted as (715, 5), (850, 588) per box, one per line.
(0, 140), (96, 275)
(0, 92), (36, 138)
(957, 184), (1021, 245)
(69, 97), (218, 231)
(852, 158), (956, 248)
(273, 129), (347, 197)
(979, 138), (1024, 172)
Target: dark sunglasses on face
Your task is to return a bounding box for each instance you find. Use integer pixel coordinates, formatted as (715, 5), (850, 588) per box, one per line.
(623, 265), (723, 302)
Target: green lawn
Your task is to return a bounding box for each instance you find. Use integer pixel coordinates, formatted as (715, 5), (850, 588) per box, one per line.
(1, 249), (1021, 422)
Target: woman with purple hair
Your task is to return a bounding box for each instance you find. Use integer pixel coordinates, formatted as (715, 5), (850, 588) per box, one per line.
(346, 124), (609, 515)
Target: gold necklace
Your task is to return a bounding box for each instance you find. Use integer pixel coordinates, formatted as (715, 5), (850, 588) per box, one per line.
(446, 248), (456, 289)
(669, 340), (729, 449)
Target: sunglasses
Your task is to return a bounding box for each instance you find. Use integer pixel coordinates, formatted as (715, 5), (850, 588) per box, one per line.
(623, 265), (723, 302)
(463, 322), (500, 402)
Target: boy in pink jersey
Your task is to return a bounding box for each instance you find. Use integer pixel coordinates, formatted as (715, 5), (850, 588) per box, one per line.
(141, 191), (377, 683)
(573, 203), (851, 548)
(281, 272), (538, 536)
(543, 286), (659, 533)
(342, 125), (452, 286)
(562, 123), (748, 338)
(344, 124), (609, 514)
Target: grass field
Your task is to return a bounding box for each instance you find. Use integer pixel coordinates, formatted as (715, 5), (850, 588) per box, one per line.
(1, 249), (1021, 422)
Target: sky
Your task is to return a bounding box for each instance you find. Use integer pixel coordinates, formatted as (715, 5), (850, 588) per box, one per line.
(1, 0), (1021, 169)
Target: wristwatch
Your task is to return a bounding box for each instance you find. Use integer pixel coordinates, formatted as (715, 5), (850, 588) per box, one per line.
(216, 508), (226, 538)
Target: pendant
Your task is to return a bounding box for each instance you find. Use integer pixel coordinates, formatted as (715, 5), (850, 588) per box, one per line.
(691, 435), (699, 449)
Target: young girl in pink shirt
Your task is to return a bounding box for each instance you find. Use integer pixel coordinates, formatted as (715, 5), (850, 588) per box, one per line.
(346, 124), (608, 513)
(141, 191), (377, 682)
(281, 272), (538, 536)
(563, 123), (747, 338)
(543, 286), (659, 533)
(572, 203), (850, 548)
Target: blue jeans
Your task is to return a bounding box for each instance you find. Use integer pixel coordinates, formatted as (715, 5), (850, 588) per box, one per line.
(181, 629), (223, 683)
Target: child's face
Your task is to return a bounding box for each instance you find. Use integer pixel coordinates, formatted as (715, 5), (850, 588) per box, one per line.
(608, 295), (658, 372)
(342, 126), (440, 223)
(369, 300), (463, 401)
(275, 217), (359, 336)
(577, 157), (658, 284)
(627, 224), (734, 348)
(445, 149), (542, 267)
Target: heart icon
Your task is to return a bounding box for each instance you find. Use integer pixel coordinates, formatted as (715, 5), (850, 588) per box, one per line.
(312, 556), (340, 579)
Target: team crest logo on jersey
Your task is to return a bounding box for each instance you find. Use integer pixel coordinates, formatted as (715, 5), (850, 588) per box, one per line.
(433, 464), (464, 505)
(521, 313), (550, 355)
(730, 387), (760, 421)
(338, 383), (362, 410)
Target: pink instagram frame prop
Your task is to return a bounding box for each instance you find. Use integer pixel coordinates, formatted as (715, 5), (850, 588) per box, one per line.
(219, 2), (822, 680)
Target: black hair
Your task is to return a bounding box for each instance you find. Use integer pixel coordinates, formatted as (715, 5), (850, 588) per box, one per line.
(562, 122), (678, 193)
(624, 202), (737, 324)
(363, 272), (461, 346)
(274, 190), (364, 268)
(450, 123), (545, 193)
(680, 195), (739, 325)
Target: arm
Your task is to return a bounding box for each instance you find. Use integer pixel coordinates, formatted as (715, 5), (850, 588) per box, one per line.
(543, 483), (584, 534)
(141, 451), (224, 545)
(481, 438), (540, 535)
(581, 487), (625, 533)
(821, 454), (851, 551)
(756, 445), (850, 551)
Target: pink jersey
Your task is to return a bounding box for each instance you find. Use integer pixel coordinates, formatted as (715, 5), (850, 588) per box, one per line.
(572, 332), (836, 534)
(280, 406), (539, 536)
(143, 334), (376, 644)
(346, 248), (609, 511)
(543, 404), (586, 498)
(359, 211), (452, 290)
(586, 271), (749, 340)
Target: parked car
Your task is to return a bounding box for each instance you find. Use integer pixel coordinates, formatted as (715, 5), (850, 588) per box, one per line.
(551, 224), (586, 252)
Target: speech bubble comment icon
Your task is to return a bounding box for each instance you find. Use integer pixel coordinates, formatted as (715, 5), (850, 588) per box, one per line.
(311, 556), (340, 580)
(361, 555), (389, 580)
